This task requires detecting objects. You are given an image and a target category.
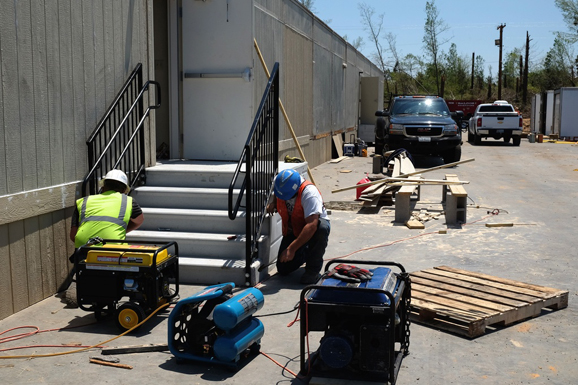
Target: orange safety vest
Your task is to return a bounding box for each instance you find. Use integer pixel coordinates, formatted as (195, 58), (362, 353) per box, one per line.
(277, 181), (320, 237)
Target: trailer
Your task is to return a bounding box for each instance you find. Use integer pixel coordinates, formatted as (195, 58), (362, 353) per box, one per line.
(553, 87), (578, 140)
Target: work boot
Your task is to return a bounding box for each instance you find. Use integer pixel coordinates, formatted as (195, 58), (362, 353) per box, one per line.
(300, 270), (321, 285)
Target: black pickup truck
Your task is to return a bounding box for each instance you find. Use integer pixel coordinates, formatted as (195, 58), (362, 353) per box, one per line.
(375, 95), (464, 163)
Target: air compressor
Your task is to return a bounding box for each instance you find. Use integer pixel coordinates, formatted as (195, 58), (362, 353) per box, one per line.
(167, 283), (264, 367)
(299, 260), (411, 384)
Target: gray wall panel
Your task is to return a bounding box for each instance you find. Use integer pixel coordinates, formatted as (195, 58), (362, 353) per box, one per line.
(0, 0), (153, 321)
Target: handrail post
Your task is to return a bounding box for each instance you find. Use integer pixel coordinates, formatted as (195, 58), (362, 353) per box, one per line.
(228, 62), (280, 286)
(245, 145), (252, 285)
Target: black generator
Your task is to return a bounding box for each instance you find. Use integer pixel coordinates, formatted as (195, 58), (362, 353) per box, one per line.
(299, 260), (410, 384)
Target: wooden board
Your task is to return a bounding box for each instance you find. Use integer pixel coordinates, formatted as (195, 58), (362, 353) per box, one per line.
(409, 266), (569, 338)
(329, 156), (348, 163)
(406, 219), (425, 229)
(332, 134), (344, 158)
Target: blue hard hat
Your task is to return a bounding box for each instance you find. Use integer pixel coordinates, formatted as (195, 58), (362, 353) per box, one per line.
(274, 169), (301, 200)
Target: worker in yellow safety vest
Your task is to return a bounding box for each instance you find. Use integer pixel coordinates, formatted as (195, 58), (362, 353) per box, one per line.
(69, 169), (144, 248)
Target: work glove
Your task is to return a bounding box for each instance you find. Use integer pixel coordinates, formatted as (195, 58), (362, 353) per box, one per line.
(331, 264), (373, 282)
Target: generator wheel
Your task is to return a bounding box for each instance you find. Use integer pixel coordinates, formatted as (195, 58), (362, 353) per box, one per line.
(116, 302), (146, 331)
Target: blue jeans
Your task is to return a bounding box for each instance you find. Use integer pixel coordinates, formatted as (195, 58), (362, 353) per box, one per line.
(276, 218), (330, 275)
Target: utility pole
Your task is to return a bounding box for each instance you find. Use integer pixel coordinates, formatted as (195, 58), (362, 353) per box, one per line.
(496, 24), (506, 100)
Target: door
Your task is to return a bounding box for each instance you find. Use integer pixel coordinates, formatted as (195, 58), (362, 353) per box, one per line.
(180, 0), (254, 160)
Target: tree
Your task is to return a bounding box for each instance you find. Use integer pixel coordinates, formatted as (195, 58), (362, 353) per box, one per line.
(358, 3), (388, 73)
(343, 35), (364, 51)
(442, 43), (469, 98)
(300, 0), (315, 12)
(503, 48), (523, 90)
(422, 0), (451, 95)
(358, 2), (391, 93)
(540, 34), (576, 89)
(474, 55), (486, 90)
(555, 0), (578, 42)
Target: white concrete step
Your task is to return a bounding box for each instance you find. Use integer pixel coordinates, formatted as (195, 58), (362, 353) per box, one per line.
(131, 186), (242, 210)
(140, 207), (248, 234)
(126, 229), (280, 286)
(177, 257), (262, 286)
(126, 230), (250, 260)
(145, 161), (243, 188)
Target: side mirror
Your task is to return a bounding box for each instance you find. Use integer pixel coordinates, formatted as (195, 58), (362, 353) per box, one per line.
(451, 110), (464, 119)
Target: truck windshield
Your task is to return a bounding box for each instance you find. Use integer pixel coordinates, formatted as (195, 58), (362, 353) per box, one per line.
(391, 99), (450, 116)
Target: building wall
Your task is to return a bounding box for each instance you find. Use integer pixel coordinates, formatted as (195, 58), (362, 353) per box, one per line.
(0, 0), (155, 320)
(254, 0), (383, 168)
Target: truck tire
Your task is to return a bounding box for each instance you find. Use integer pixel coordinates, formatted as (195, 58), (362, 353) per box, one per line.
(467, 130), (473, 143)
(443, 145), (461, 164)
(503, 136), (510, 143)
(512, 136), (521, 146)
(474, 132), (482, 145)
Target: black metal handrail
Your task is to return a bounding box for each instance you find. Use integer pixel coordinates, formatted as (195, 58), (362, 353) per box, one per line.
(81, 63), (160, 196)
(228, 62), (279, 285)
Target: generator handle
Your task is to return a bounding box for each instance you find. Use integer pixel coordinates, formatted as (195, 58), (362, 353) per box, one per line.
(152, 241), (178, 266)
(324, 259), (406, 274)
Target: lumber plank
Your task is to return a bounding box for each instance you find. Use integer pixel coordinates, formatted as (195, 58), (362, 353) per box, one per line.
(421, 268), (553, 299)
(409, 310), (473, 337)
(411, 271), (540, 303)
(102, 343), (169, 355)
(412, 286), (513, 313)
(405, 220), (424, 229)
(329, 156), (348, 163)
(332, 134), (344, 158)
(332, 158), (475, 193)
(434, 266), (567, 296)
(445, 174), (467, 196)
(362, 196), (380, 208)
(410, 276), (527, 307)
(399, 152), (416, 175)
(89, 358), (132, 370)
(409, 298), (486, 322)
(485, 223), (514, 228)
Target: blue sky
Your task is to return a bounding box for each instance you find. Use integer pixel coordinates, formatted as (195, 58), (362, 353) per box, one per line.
(312, 0), (570, 76)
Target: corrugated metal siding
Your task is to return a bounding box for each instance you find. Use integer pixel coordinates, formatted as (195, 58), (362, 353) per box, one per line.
(284, 29), (313, 139)
(0, 0), (153, 321)
(255, 0), (382, 168)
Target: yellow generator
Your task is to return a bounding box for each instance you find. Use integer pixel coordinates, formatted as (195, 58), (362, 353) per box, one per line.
(73, 239), (179, 330)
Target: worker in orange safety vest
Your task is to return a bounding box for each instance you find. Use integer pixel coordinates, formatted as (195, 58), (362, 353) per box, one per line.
(267, 169), (330, 284)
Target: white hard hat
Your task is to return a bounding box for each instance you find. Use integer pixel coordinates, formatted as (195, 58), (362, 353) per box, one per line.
(104, 169), (129, 187)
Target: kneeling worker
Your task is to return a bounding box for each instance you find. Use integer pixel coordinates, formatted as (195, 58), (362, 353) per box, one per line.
(70, 169), (144, 248)
(267, 169), (330, 284)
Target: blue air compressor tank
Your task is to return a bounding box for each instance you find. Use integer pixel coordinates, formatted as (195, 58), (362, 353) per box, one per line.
(213, 287), (264, 331)
(213, 317), (264, 362)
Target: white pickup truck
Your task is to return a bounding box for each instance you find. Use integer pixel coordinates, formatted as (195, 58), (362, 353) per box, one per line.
(468, 101), (523, 146)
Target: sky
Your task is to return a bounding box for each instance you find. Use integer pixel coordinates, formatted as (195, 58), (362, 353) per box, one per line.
(312, 0), (570, 76)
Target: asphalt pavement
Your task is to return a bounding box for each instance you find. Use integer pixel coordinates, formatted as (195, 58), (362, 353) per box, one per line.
(0, 136), (576, 385)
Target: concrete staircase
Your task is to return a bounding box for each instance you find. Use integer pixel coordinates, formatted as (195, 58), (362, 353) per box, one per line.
(126, 160), (304, 286)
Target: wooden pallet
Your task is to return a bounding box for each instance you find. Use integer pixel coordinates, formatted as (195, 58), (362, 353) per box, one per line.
(409, 266), (569, 338)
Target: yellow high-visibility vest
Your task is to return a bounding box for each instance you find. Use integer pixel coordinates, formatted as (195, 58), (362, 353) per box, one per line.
(75, 191), (133, 248)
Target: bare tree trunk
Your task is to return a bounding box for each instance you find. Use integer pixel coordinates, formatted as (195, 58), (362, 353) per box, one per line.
(523, 32), (530, 106)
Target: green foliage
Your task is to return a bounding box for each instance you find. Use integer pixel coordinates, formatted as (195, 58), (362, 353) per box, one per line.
(358, 0), (577, 103)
